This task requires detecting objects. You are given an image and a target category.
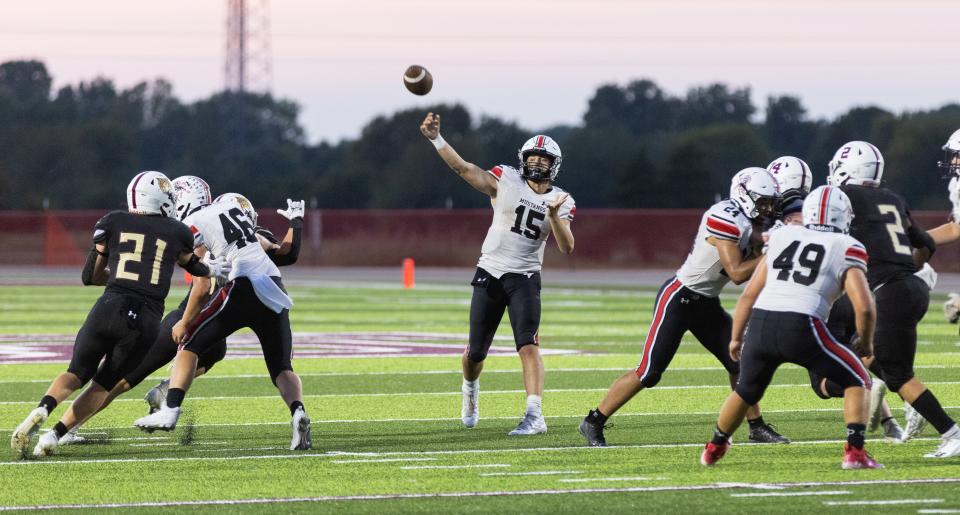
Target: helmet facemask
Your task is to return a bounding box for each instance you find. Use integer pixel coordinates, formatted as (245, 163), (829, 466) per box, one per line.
(520, 152), (557, 182)
(938, 149), (960, 179)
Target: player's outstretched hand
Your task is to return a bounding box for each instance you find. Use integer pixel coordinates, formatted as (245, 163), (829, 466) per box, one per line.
(277, 199), (305, 221)
(548, 193), (569, 217)
(420, 112), (440, 140)
(729, 339), (743, 362)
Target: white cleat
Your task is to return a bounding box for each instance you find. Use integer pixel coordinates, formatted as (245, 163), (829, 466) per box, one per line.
(33, 430), (59, 457)
(508, 413), (547, 436)
(900, 402), (928, 442)
(883, 418), (905, 443)
(58, 428), (86, 446)
(134, 405), (180, 433)
(867, 380), (887, 432)
(461, 383), (479, 429)
(10, 407), (48, 455)
(924, 433), (960, 458)
(144, 379), (170, 414)
(290, 408), (312, 451)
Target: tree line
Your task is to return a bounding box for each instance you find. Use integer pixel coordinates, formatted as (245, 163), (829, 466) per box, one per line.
(1, 60), (958, 211)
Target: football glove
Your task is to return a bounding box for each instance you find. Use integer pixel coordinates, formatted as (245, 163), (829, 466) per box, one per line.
(204, 254), (232, 280)
(944, 293), (960, 324)
(277, 199), (305, 221)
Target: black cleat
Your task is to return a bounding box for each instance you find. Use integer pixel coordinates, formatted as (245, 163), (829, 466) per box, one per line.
(579, 417), (608, 447)
(748, 422), (790, 444)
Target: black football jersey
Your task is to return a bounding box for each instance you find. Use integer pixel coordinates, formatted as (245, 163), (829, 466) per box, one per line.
(92, 211), (195, 305)
(841, 185), (923, 289)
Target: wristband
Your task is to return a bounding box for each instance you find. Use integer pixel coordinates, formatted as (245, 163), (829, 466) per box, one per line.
(431, 134), (447, 150)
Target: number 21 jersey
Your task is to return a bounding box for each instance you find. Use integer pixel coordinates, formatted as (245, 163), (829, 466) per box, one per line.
(93, 211), (195, 304)
(477, 165), (576, 278)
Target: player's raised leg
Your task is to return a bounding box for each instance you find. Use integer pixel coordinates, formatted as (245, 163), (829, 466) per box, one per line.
(462, 268), (507, 429)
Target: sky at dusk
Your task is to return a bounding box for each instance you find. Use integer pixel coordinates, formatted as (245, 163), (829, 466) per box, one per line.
(2, 0), (958, 143)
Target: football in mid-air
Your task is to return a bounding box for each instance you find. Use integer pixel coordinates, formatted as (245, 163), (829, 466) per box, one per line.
(403, 65), (433, 96)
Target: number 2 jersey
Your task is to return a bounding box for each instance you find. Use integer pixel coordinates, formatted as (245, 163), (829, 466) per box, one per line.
(476, 165), (576, 278)
(841, 185), (927, 290)
(184, 201), (292, 313)
(93, 211), (195, 306)
(675, 200), (755, 298)
(755, 225), (868, 321)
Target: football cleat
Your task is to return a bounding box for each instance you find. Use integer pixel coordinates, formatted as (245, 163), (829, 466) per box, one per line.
(33, 430), (59, 457)
(700, 440), (730, 466)
(508, 413), (547, 436)
(868, 380), (888, 432)
(842, 443), (884, 469)
(134, 405), (180, 433)
(944, 293), (960, 324)
(290, 407), (312, 451)
(882, 418), (905, 442)
(748, 422), (790, 444)
(58, 428), (86, 446)
(461, 382), (479, 429)
(924, 433), (960, 458)
(144, 379), (170, 414)
(901, 402), (928, 442)
(10, 407), (48, 455)
(578, 417), (608, 447)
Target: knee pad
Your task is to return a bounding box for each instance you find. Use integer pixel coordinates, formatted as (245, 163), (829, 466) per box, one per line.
(268, 365), (293, 386)
(516, 340), (537, 352)
(67, 367), (95, 387)
(467, 350), (487, 364)
(637, 370), (662, 389)
(823, 379), (847, 399)
(735, 383), (761, 407)
(810, 374), (831, 400)
(198, 341), (227, 372)
(883, 372), (912, 393)
(92, 369), (122, 392)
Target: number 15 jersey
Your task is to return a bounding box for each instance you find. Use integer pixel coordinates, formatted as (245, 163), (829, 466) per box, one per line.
(184, 201), (280, 281)
(477, 165), (576, 278)
(755, 225), (868, 321)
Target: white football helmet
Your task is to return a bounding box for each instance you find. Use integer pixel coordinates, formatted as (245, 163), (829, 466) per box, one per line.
(126, 171), (176, 217)
(172, 175), (212, 221)
(767, 156), (812, 196)
(828, 141), (884, 187)
(518, 135), (562, 182)
(214, 192), (258, 226)
(938, 128), (960, 177)
(730, 167), (780, 220)
(803, 185), (854, 233)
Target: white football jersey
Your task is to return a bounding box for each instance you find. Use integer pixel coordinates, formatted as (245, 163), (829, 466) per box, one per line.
(184, 201), (281, 281)
(477, 165), (576, 278)
(675, 200), (755, 297)
(755, 225), (868, 321)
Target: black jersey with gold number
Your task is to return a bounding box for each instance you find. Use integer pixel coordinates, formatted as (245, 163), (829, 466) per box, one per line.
(841, 185), (924, 289)
(92, 211), (195, 305)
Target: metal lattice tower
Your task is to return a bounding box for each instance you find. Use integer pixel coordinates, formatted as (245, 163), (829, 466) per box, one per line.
(224, 0), (272, 93)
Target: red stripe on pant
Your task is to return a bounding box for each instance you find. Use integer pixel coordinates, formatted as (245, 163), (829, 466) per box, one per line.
(812, 317), (871, 388)
(636, 278), (682, 379)
(179, 282), (234, 350)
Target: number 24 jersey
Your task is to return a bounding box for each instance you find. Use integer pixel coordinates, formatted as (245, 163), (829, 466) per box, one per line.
(754, 224), (868, 321)
(477, 165), (576, 278)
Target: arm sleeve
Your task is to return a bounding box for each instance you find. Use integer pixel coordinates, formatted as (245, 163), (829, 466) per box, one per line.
(267, 219), (303, 266)
(905, 213), (936, 256)
(179, 253), (211, 277)
(81, 248), (101, 285)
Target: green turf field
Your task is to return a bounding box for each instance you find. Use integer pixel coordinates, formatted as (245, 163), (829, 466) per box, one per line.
(2, 282), (960, 513)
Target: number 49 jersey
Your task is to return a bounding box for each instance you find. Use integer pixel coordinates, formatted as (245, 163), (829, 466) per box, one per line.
(183, 201), (280, 281)
(754, 225), (868, 321)
(477, 165), (575, 278)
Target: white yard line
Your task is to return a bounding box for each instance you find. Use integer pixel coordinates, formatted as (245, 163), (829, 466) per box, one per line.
(730, 490), (850, 497)
(0, 479), (958, 511)
(558, 477), (664, 483)
(331, 458), (436, 464)
(400, 464), (511, 470)
(824, 499), (944, 506)
(481, 470), (583, 477)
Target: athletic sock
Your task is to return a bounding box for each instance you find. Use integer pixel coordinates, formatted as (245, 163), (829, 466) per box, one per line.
(38, 395), (57, 414)
(52, 422), (68, 439)
(847, 423), (866, 449)
(910, 389), (957, 434)
(166, 388), (186, 409)
(462, 379), (478, 391)
(587, 409), (608, 426)
(526, 395), (542, 417)
(289, 400), (305, 416)
(711, 427), (731, 446)
(747, 416), (765, 429)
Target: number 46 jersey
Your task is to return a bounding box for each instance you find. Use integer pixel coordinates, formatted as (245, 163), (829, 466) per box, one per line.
(477, 165), (575, 278)
(754, 224), (868, 321)
(183, 201), (280, 281)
